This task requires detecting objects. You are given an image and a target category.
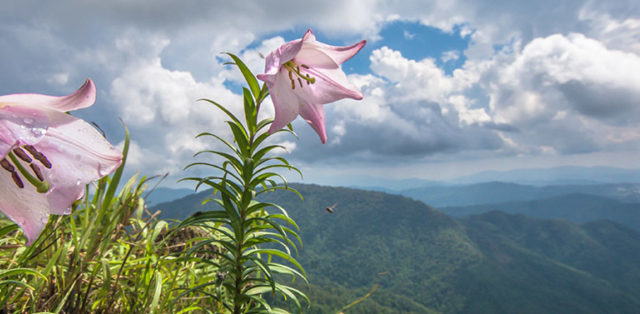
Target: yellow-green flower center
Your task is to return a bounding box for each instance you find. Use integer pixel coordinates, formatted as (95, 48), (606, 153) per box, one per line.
(284, 61), (316, 89)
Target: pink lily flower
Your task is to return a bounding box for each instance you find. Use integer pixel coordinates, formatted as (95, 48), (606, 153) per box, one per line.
(257, 29), (366, 144)
(0, 79), (122, 244)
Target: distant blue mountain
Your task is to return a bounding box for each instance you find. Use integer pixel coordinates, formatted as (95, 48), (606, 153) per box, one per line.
(398, 182), (640, 207)
(143, 187), (194, 205)
(349, 166), (640, 193)
(441, 193), (640, 231)
(450, 166), (640, 185)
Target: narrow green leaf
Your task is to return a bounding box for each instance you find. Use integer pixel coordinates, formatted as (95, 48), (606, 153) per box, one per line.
(0, 268), (47, 282)
(199, 98), (243, 127)
(0, 224), (18, 238)
(243, 87), (257, 135)
(226, 53), (260, 100)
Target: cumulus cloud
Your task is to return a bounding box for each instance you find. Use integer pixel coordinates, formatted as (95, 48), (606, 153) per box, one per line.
(106, 34), (248, 178)
(2, 0), (640, 185)
(441, 50), (460, 63)
(485, 33), (640, 154)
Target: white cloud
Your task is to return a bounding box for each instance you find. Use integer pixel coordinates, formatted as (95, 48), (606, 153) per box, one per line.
(579, 2), (640, 53)
(403, 30), (415, 39)
(490, 33), (640, 124)
(106, 34), (246, 179)
(47, 73), (69, 85)
(370, 46), (455, 103)
(2, 0), (640, 185)
(482, 33), (640, 154)
(441, 50), (460, 63)
(219, 36), (286, 85)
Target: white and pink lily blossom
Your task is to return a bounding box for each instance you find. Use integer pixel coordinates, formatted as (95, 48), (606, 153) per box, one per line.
(257, 29), (366, 144)
(0, 79), (122, 244)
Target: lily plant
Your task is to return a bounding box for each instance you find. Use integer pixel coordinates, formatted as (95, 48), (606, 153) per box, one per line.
(0, 79), (122, 244)
(179, 29), (365, 313)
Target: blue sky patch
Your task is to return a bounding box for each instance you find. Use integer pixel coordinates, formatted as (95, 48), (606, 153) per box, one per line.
(251, 21), (471, 77)
(370, 21), (470, 75)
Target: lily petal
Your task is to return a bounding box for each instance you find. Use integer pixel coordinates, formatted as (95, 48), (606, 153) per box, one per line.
(0, 173), (51, 245)
(0, 106), (49, 157)
(266, 70), (302, 134)
(0, 79), (96, 113)
(34, 112), (122, 213)
(298, 103), (327, 144)
(296, 30), (367, 69)
(260, 39), (304, 80)
(300, 67), (364, 103)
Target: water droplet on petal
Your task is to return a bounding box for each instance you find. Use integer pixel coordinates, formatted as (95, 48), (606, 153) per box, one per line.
(0, 109), (49, 143)
(30, 127), (47, 138)
(62, 208), (72, 215)
(40, 216), (49, 224)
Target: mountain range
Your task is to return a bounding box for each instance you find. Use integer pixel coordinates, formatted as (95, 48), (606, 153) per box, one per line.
(441, 193), (640, 231)
(152, 183), (640, 313)
(396, 181), (640, 207)
(340, 166), (640, 192)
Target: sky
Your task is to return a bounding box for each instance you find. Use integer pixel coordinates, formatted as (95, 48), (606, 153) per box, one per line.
(1, 0), (640, 188)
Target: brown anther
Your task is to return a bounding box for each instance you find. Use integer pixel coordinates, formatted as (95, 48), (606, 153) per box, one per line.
(298, 77), (303, 88)
(301, 64), (309, 69)
(24, 145), (51, 168)
(36, 154), (52, 169)
(22, 145), (39, 156)
(288, 70), (293, 80)
(13, 147), (32, 163)
(306, 74), (311, 85)
(291, 79), (295, 90)
(11, 172), (24, 189)
(30, 163), (44, 181)
(0, 159), (14, 172)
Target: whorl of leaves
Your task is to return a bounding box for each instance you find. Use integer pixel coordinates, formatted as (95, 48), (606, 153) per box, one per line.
(177, 54), (309, 313)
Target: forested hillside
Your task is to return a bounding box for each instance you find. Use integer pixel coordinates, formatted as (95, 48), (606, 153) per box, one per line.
(154, 184), (640, 313)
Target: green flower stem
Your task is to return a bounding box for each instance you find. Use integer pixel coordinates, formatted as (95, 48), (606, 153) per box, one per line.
(233, 100), (259, 314)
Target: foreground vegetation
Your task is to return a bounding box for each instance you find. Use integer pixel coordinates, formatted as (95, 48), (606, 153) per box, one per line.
(0, 55), (308, 313)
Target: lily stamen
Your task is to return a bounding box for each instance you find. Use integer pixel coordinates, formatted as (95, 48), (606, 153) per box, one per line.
(284, 61), (316, 90)
(1, 158), (22, 188)
(30, 163), (44, 181)
(24, 145), (52, 168)
(11, 172), (24, 188)
(7, 151), (50, 193)
(13, 147), (32, 163)
(1, 159), (14, 172)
